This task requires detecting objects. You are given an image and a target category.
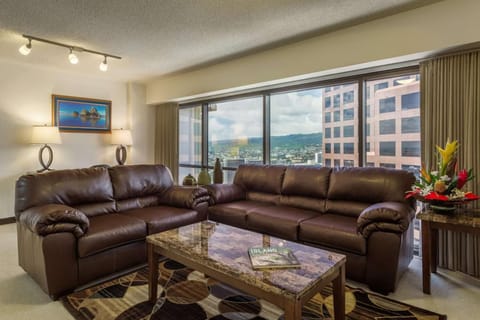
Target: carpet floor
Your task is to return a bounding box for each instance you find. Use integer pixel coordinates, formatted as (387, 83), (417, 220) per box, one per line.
(61, 259), (446, 320)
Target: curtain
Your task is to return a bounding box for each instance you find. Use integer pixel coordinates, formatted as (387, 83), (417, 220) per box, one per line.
(154, 102), (179, 183)
(420, 50), (480, 277)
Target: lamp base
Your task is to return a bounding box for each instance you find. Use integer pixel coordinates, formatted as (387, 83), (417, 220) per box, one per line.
(38, 144), (54, 172)
(116, 145), (127, 165)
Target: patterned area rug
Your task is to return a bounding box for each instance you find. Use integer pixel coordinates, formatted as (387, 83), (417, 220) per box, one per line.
(61, 259), (446, 320)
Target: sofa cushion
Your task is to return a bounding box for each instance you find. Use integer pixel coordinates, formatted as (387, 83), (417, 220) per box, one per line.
(279, 195), (326, 213)
(281, 166), (331, 198)
(108, 164), (174, 201)
(78, 214), (146, 258)
(208, 200), (272, 229)
(299, 214), (366, 255)
(327, 167), (415, 204)
(15, 167), (114, 216)
(234, 165), (286, 195)
(247, 205), (319, 241)
(119, 206), (201, 234)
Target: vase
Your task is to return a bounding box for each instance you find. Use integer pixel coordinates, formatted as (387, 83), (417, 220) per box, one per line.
(429, 203), (457, 214)
(182, 173), (197, 186)
(197, 168), (211, 185)
(213, 158), (223, 184)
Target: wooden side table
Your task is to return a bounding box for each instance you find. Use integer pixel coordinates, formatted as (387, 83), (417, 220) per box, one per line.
(416, 209), (480, 294)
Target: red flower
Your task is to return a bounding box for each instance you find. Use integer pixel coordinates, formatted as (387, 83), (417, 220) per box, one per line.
(465, 192), (480, 200)
(457, 169), (469, 189)
(424, 192), (449, 201)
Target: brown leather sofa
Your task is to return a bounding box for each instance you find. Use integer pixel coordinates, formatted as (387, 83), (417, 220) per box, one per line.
(206, 164), (416, 294)
(15, 164), (209, 299)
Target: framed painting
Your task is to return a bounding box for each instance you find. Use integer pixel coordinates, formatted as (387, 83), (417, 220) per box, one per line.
(52, 94), (111, 133)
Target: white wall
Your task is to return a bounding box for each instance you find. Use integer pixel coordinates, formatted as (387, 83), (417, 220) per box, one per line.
(146, 0), (480, 103)
(0, 59), (153, 219)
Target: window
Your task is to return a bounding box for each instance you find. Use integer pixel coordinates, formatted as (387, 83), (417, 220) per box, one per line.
(334, 110), (341, 122)
(402, 92), (420, 110)
(365, 104), (371, 117)
(209, 97), (263, 180)
(343, 108), (354, 120)
(325, 143), (331, 153)
(334, 127), (341, 138)
(325, 112), (331, 123)
(374, 82), (388, 91)
(402, 141), (420, 157)
(379, 119), (396, 135)
(325, 159), (331, 167)
(179, 106), (203, 180)
(325, 96), (331, 108)
(380, 163), (396, 168)
(325, 127), (331, 138)
(343, 125), (354, 137)
(365, 123), (370, 136)
(334, 159), (340, 167)
(343, 91), (354, 104)
(271, 88), (323, 166)
(334, 143), (340, 154)
(379, 141), (396, 156)
(333, 94), (340, 108)
(366, 162), (374, 167)
(379, 97), (396, 113)
(401, 116), (420, 133)
(344, 143), (354, 154)
(366, 142), (370, 152)
(344, 160), (354, 167)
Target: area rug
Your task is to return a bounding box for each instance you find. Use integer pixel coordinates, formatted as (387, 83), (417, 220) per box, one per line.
(61, 259), (446, 320)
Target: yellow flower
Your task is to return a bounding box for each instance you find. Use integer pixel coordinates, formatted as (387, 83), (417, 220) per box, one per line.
(434, 180), (447, 193)
(420, 164), (431, 183)
(436, 139), (458, 175)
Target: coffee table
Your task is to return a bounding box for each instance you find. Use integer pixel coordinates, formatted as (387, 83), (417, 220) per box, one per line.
(147, 221), (346, 320)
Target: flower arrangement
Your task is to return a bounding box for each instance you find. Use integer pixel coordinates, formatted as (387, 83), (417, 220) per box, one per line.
(405, 139), (479, 204)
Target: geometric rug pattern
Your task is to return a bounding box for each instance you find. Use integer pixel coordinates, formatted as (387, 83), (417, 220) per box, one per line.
(61, 259), (447, 320)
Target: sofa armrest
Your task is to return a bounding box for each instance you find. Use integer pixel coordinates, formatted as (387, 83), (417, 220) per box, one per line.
(158, 186), (210, 209)
(204, 184), (246, 205)
(18, 204), (89, 238)
(357, 202), (414, 238)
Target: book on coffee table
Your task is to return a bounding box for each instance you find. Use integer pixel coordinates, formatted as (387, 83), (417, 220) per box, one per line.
(248, 246), (301, 270)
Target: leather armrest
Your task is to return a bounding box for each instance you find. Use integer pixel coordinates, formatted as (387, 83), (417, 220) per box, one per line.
(18, 204), (89, 238)
(204, 184), (246, 205)
(158, 186), (210, 209)
(357, 202), (414, 238)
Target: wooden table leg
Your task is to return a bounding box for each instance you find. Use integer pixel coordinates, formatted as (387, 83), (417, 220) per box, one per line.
(421, 220), (431, 294)
(284, 298), (302, 320)
(332, 264), (346, 320)
(431, 228), (438, 273)
(148, 242), (159, 303)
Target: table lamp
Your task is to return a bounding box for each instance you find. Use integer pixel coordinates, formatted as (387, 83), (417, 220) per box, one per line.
(31, 125), (62, 172)
(111, 128), (132, 165)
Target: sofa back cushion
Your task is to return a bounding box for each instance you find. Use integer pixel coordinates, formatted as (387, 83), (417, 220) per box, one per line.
(15, 167), (114, 217)
(108, 164), (174, 203)
(234, 164), (286, 195)
(281, 166), (331, 198)
(327, 167), (415, 205)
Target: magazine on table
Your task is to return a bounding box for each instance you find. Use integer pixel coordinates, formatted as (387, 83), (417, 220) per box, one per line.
(248, 246), (301, 270)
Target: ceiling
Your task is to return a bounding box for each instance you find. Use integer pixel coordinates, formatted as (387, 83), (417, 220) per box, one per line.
(0, 0), (440, 83)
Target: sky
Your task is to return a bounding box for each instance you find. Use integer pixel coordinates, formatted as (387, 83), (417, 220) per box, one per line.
(208, 88), (323, 141)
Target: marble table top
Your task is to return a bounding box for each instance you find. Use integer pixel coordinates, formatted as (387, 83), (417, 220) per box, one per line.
(417, 209), (480, 228)
(147, 221), (346, 298)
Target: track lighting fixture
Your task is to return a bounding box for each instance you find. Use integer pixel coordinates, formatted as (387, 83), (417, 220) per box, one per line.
(19, 38), (32, 55)
(18, 34), (121, 71)
(99, 56), (108, 72)
(68, 48), (79, 64)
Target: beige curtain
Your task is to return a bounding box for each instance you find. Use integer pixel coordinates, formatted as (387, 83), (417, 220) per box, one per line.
(154, 102), (179, 183)
(420, 50), (480, 277)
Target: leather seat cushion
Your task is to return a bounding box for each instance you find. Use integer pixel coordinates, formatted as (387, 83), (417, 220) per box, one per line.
(119, 206), (201, 234)
(78, 213), (146, 258)
(247, 205), (319, 241)
(299, 214), (366, 255)
(208, 200), (274, 229)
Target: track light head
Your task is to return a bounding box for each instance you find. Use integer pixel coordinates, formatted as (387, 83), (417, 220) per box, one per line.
(68, 48), (79, 64)
(99, 56), (108, 72)
(19, 38), (32, 55)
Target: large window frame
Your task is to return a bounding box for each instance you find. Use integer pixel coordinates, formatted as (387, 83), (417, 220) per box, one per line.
(178, 66), (420, 180)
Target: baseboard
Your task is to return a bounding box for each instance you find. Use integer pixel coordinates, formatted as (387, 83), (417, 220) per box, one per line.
(0, 217), (16, 225)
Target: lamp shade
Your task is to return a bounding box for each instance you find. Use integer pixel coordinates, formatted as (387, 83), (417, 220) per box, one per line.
(31, 126), (61, 144)
(111, 129), (133, 146)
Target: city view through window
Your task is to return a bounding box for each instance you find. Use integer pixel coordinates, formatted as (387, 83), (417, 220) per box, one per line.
(179, 73), (420, 182)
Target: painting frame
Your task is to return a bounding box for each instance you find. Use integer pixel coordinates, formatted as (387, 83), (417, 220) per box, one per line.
(52, 94), (112, 133)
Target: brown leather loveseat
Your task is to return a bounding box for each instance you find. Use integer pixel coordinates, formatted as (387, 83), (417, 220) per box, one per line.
(206, 164), (416, 294)
(15, 164), (209, 299)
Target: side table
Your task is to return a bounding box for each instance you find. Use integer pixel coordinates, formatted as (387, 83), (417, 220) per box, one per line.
(416, 209), (480, 294)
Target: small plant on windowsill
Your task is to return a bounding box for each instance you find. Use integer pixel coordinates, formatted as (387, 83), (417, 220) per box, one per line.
(405, 139), (479, 212)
